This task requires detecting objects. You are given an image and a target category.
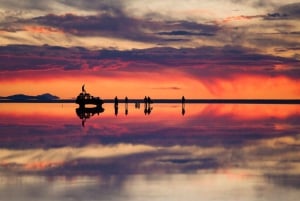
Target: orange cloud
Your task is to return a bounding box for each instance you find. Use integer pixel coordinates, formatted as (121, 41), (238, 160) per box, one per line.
(221, 15), (262, 23)
(23, 25), (62, 34)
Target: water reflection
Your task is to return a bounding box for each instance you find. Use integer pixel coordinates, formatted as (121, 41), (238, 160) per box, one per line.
(76, 106), (104, 127)
(0, 103), (300, 200)
(182, 96), (186, 116)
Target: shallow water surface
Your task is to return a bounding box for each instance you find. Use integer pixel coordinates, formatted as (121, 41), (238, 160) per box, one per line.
(0, 103), (299, 201)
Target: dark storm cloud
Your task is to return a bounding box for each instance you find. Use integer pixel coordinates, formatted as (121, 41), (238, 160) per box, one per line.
(0, 0), (221, 44)
(168, 20), (220, 33)
(31, 13), (161, 42)
(28, 13), (220, 43)
(278, 3), (300, 18)
(264, 174), (300, 189)
(230, 0), (277, 8)
(58, 0), (125, 12)
(264, 3), (300, 20)
(1, 44), (300, 79)
(157, 30), (215, 36)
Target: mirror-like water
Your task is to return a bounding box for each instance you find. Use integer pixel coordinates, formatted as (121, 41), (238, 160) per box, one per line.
(0, 103), (299, 201)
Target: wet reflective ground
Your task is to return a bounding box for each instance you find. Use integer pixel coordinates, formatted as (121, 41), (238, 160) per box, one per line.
(0, 103), (300, 201)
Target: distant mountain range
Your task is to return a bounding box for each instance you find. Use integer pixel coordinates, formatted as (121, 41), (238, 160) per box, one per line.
(0, 93), (59, 101)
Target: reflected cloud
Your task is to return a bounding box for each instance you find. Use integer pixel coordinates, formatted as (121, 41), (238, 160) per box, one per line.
(1, 134), (300, 186)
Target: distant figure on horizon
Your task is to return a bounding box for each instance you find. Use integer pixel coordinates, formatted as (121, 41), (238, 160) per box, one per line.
(182, 96), (185, 106)
(114, 96), (118, 107)
(144, 96), (147, 108)
(143, 96), (153, 115)
(182, 96), (186, 116)
(147, 96), (153, 105)
(114, 96), (119, 116)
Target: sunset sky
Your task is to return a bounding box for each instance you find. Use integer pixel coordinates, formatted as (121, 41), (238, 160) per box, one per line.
(0, 0), (300, 99)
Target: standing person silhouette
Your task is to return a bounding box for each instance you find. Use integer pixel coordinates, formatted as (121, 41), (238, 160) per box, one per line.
(114, 96), (118, 106)
(125, 96), (128, 116)
(144, 96), (147, 108)
(82, 84), (86, 93)
(181, 96), (186, 116)
(114, 96), (119, 116)
(182, 96), (185, 106)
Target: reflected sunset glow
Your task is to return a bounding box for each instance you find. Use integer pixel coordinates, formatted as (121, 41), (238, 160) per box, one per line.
(1, 0), (300, 200)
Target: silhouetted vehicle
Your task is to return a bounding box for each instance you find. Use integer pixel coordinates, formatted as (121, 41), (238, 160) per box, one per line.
(76, 85), (104, 108)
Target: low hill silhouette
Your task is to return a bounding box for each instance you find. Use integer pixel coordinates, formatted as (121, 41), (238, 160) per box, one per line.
(0, 93), (59, 101)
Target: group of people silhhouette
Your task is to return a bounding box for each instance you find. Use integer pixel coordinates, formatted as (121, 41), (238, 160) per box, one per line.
(113, 96), (185, 116)
(113, 96), (153, 116)
(114, 96), (129, 116)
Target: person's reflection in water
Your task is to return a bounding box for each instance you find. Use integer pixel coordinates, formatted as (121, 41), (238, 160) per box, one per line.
(182, 96), (186, 116)
(144, 96), (153, 115)
(144, 103), (147, 115)
(125, 96), (128, 116)
(135, 102), (140, 109)
(114, 96), (119, 116)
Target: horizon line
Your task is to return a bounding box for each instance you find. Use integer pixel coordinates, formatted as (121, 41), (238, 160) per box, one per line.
(1, 98), (300, 104)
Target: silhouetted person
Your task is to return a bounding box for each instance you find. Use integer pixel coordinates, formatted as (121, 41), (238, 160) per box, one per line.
(114, 96), (119, 116)
(144, 96), (147, 108)
(114, 96), (118, 107)
(147, 96), (152, 105)
(182, 96), (185, 107)
(82, 84), (86, 93)
(181, 96), (186, 115)
(125, 96), (128, 116)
